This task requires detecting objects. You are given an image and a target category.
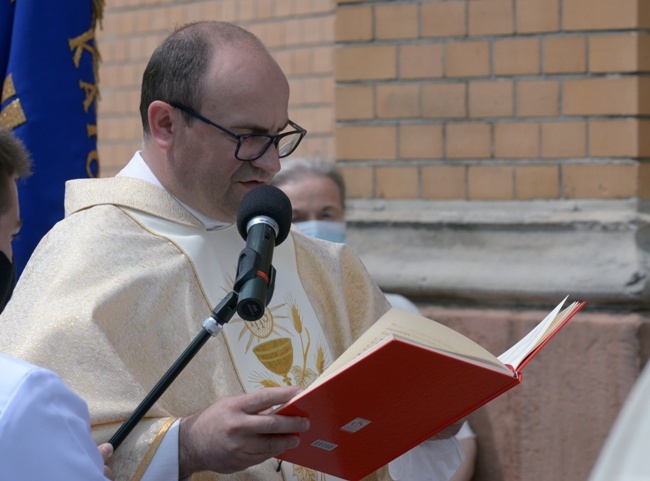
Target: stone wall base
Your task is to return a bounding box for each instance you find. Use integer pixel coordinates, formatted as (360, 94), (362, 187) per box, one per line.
(346, 199), (650, 307)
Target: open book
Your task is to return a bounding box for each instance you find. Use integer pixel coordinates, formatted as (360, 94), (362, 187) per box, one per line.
(275, 297), (585, 480)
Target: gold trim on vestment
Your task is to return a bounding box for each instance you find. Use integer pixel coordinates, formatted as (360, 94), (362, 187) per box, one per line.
(132, 417), (178, 481)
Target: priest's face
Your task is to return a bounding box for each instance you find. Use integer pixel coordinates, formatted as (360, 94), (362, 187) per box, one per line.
(167, 46), (289, 223)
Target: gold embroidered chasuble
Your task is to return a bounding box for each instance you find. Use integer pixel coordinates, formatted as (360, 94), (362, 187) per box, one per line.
(0, 177), (391, 481)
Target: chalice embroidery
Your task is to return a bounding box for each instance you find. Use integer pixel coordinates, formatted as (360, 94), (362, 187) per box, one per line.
(253, 337), (294, 386)
(252, 298), (329, 388)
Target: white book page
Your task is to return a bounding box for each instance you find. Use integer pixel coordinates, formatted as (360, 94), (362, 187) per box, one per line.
(497, 296), (568, 368)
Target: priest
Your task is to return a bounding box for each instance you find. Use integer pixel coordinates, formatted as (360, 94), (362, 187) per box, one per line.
(0, 21), (462, 481)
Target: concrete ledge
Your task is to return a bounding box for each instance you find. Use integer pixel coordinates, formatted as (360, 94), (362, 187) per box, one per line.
(346, 199), (650, 307)
(419, 305), (649, 481)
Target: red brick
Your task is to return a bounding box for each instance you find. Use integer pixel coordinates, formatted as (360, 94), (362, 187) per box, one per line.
(376, 3), (419, 40)
(399, 44), (444, 79)
(447, 123), (492, 159)
(376, 166), (419, 199)
(589, 33), (650, 73)
(336, 125), (397, 160)
(445, 41), (491, 78)
(564, 0), (640, 30)
(589, 119), (650, 158)
(422, 1), (466, 37)
(517, 80), (560, 117)
(494, 122), (540, 159)
(494, 38), (541, 76)
(335, 85), (374, 121)
(422, 83), (467, 119)
(422, 165), (466, 200)
(563, 77), (640, 116)
(335, 45), (397, 81)
(542, 122), (587, 158)
(563, 163), (638, 198)
(516, 165), (560, 200)
(376, 84), (420, 119)
(639, 163), (650, 199)
(341, 165), (374, 199)
(543, 36), (587, 74)
(468, 165), (514, 200)
(469, 81), (514, 118)
(469, 0), (514, 35)
(336, 5), (373, 42)
(400, 124), (444, 160)
(516, 0), (560, 33)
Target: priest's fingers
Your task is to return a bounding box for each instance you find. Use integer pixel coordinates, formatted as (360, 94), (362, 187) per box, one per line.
(178, 389), (309, 477)
(239, 386), (302, 414)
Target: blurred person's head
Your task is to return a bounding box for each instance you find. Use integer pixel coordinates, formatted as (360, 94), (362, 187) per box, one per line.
(0, 128), (32, 312)
(271, 157), (346, 243)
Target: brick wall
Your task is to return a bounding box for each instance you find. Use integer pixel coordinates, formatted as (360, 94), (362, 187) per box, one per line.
(335, 0), (650, 202)
(98, 1), (650, 200)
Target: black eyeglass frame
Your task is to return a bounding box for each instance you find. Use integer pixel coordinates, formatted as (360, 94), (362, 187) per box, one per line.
(169, 102), (307, 161)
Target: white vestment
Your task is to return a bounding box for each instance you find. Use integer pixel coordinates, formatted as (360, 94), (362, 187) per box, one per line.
(0, 353), (108, 480)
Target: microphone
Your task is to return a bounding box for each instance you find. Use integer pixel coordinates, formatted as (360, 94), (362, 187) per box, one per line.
(234, 185), (292, 321)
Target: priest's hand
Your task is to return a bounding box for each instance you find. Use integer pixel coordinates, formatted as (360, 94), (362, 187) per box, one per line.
(178, 386), (308, 477)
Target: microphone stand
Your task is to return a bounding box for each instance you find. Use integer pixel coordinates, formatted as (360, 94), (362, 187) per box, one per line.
(109, 291), (239, 449)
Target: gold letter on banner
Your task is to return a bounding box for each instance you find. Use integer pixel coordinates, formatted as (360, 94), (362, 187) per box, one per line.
(0, 75), (26, 129)
(79, 80), (99, 113)
(68, 28), (96, 69)
(86, 150), (100, 178)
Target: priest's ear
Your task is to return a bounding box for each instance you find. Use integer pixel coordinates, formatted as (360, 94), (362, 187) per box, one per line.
(148, 100), (176, 150)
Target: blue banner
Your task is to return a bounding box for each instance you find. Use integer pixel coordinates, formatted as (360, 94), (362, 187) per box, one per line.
(0, 1), (102, 275)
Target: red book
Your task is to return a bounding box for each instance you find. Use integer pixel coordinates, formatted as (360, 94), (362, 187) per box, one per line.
(275, 298), (586, 480)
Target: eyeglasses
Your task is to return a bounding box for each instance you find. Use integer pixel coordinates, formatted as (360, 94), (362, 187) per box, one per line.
(170, 103), (307, 161)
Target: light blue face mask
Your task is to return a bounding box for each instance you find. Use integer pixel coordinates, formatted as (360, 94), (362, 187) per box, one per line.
(295, 220), (347, 243)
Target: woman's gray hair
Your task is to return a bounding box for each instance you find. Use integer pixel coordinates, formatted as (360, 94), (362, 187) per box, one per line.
(272, 157), (346, 209)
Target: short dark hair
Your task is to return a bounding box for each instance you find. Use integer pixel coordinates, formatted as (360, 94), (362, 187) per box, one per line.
(139, 21), (266, 135)
(0, 129), (32, 214)
(272, 157), (346, 210)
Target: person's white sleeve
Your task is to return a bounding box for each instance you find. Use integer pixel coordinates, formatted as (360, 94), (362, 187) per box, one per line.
(384, 293), (420, 315)
(589, 362), (650, 481)
(0, 363), (108, 480)
(388, 436), (464, 481)
(455, 421), (476, 440)
(139, 419), (181, 481)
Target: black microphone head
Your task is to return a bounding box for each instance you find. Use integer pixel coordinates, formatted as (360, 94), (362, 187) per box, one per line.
(237, 185), (292, 245)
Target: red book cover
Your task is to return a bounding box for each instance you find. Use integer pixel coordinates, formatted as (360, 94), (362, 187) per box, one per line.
(275, 299), (585, 480)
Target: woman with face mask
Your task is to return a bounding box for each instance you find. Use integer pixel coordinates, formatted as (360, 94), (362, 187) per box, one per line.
(271, 157), (348, 244)
(272, 157), (478, 481)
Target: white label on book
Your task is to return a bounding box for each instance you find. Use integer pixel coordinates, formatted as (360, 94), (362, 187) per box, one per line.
(340, 417), (372, 433)
(311, 439), (338, 451)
